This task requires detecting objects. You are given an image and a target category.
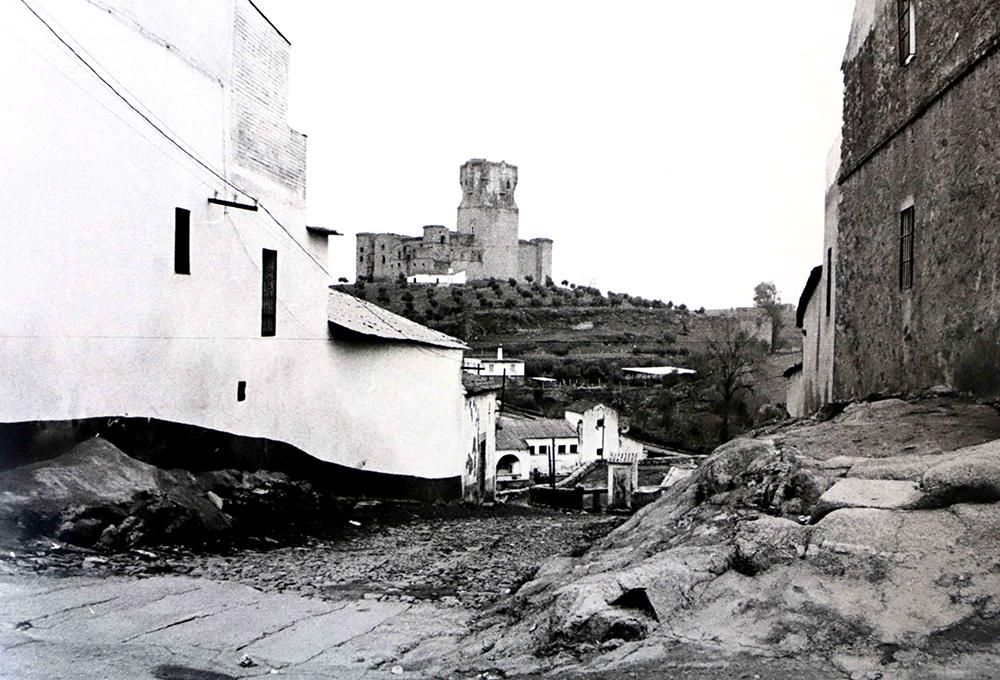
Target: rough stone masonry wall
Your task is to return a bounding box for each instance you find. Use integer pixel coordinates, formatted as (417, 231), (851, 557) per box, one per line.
(230, 1), (306, 199)
(836, 0), (1000, 398)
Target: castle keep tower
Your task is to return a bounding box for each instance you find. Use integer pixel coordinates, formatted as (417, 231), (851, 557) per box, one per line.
(355, 158), (551, 283)
(457, 159), (520, 280)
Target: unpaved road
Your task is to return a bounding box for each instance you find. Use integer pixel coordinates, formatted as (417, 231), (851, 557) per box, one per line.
(0, 505), (625, 679)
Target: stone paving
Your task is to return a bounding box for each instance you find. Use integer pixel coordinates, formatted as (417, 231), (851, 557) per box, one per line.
(0, 507), (623, 679)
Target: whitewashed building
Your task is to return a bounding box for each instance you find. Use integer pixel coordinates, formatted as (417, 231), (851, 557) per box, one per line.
(495, 415), (580, 481)
(0, 0), (477, 500)
(462, 347), (525, 379)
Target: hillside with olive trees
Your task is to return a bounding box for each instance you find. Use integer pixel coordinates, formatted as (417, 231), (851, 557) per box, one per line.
(334, 276), (799, 451)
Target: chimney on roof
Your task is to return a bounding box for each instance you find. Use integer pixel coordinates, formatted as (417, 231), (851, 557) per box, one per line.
(497, 346), (503, 360)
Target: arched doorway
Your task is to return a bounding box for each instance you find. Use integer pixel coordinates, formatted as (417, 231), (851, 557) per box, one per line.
(496, 454), (522, 479)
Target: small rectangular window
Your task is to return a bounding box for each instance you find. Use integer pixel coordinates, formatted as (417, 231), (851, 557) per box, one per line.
(826, 248), (832, 317)
(174, 208), (190, 275)
(570, 444), (578, 454)
(596, 447), (604, 457)
(529, 445), (536, 455)
(539, 445), (549, 455)
(596, 417), (605, 428)
(237, 380), (246, 402)
(899, 207), (915, 290)
(261, 249), (277, 336)
(898, 0), (916, 66)
(558, 444), (566, 454)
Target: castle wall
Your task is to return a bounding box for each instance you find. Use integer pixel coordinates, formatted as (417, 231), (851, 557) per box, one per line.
(356, 159), (552, 283)
(835, 0), (1000, 398)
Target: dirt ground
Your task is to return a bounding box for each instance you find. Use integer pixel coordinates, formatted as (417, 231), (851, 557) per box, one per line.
(1, 502), (624, 612)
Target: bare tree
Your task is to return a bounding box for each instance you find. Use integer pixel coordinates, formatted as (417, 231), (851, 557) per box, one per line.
(753, 281), (784, 354)
(703, 316), (764, 442)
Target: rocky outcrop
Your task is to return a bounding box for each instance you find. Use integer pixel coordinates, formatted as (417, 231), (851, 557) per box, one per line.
(439, 397), (1000, 679)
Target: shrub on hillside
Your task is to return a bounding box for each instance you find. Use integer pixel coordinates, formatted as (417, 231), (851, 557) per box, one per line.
(503, 298), (516, 309)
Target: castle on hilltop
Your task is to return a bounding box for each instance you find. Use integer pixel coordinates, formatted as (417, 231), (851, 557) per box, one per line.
(356, 159), (553, 283)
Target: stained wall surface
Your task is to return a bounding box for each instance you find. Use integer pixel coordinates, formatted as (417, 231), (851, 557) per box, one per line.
(835, 0), (1000, 397)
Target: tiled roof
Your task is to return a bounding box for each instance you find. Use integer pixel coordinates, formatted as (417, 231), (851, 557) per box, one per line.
(327, 290), (467, 350)
(496, 415), (577, 451)
(462, 374), (504, 395)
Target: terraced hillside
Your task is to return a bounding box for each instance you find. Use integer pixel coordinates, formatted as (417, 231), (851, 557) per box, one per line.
(334, 278), (799, 451)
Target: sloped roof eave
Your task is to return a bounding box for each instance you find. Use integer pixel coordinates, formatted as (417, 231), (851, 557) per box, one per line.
(327, 290), (467, 350)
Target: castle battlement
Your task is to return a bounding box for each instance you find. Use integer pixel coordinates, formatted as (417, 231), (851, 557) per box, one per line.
(356, 159), (552, 283)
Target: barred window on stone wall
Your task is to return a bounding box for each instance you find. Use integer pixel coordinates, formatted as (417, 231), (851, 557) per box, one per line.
(899, 207), (915, 290)
(898, 0), (917, 66)
(261, 249), (277, 337)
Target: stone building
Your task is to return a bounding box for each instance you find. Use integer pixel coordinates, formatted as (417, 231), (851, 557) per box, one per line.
(356, 159), (553, 283)
(798, 0), (1000, 406)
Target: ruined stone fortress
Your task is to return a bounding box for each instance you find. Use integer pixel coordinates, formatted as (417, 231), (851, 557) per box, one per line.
(356, 159), (553, 282)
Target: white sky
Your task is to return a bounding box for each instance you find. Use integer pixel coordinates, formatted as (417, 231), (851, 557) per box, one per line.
(255, 1), (856, 309)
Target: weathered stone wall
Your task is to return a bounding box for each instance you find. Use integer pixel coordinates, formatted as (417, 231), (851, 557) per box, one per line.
(518, 238), (553, 283)
(457, 159), (520, 280)
(836, 1), (1000, 397)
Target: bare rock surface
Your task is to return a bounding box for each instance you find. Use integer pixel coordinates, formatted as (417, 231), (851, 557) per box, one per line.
(415, 397), (1000, 679)
(812, 477), (928, 519)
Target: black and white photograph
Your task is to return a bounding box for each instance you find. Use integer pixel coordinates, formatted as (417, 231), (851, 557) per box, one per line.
(3, 0), (1000, 678)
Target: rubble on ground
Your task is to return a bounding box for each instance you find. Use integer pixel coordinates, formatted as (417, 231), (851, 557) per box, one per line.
(0, 436), (346, 553)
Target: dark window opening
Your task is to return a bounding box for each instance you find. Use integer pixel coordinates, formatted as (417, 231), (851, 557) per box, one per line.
(261, 248), (277, 336)
(539, 445), (549, 455)
(826, 248), (832, 317)
(898, 0), (916, 66)
(174, 208), (190, 275)
(558, 444), (566, 454)
(529, 445), (536, 455)
(506, 180), (511, 190)
(596, 447), (604, 457)
(596, 417), (605, 428)
(382, 255), (386, 264)
(570, 444), (578, 454)
(899, 206), (915, 290)
(237, 381), (246, 402)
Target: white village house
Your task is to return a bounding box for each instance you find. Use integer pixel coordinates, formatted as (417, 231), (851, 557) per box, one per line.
(462, 346), (526, 379)
(0, 0), (494, 502)
(495, 416), (579, 482)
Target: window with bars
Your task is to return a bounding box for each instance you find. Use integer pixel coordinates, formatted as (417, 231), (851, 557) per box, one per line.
(261, 249), (277, 336)
(898, 0), (916, 66)
(899, 207), (915, 290)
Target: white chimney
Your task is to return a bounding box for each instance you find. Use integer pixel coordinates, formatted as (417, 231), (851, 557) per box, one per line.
(497, 346), (503, 360)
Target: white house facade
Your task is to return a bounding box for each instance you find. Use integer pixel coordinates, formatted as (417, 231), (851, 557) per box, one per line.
(1, 0), (474, 499)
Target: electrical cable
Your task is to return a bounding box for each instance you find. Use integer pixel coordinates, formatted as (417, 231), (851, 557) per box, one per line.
(17, 0), (332, 279)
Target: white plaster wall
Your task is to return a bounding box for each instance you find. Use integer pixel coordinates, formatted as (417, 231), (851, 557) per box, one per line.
(0, 0), (468, 481)
(496, 449), (530, 481)
(525, 437), (581, 475)
(566, 406), (621, 461)
(462, 391), (497, 501)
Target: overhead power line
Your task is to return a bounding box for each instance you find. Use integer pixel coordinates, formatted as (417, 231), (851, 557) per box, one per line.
(16, 0), (332, 278)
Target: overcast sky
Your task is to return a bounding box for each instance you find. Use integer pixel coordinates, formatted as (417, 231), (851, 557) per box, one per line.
(255, 1), (856, 310)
